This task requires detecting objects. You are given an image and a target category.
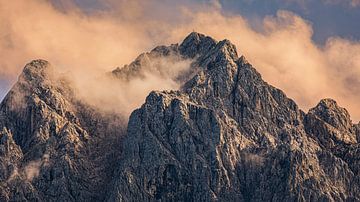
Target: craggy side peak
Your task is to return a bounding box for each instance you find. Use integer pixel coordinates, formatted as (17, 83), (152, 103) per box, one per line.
(309, 98), (353, 129)
(20, 59), (53, 82)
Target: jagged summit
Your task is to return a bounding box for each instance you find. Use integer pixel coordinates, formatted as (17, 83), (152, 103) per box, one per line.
(217, 39), (238, 57)
(179, 32), (239, 63)
(24, 59), (49, 69)
(0, 58), (123, 200)
(309, 98), (353, 131)
(183, 31), (206, 42)
(19, 59), (54, 86)
(180, 32), (217, 47)
(305, 99), (357, 146)
(1, 32), (360, 201)
(108, 33), (360, 201)
(313, 98), (344, 111)
(112, 32), (240, 84)
(179, 32), (217, 58)
(22, 59), (51, 75)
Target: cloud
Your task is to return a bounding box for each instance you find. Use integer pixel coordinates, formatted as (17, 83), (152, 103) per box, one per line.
(351, 0), (360, 7)
(0, 0), (359, 121)
(320, 0), (360, 7)
(242, 152), (265, 167)
(69, 53), (193, 116)
(0, 0), (198, 118)
(24, 154), (50, 181)
(165, 9), (360, 121)
(24, 160), (42, 181)
(279, 0), (360, 8)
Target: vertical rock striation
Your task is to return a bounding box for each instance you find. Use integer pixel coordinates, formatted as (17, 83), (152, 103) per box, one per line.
(108, 32), (360, 201)
(0, 60), (125, 201)
(0, 32), (359, 201)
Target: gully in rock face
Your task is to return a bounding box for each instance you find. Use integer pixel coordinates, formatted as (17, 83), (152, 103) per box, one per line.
(0, 32), (359, 202)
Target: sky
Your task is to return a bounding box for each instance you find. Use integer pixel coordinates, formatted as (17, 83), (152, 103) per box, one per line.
(68, 0), (360, 44)
(221, 0), (360, 44)
(0, 0), (360, 121)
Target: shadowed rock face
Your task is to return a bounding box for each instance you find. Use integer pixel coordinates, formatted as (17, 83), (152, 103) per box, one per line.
(0, 60), (125, 201)
(1, 32), (360, 201)
(108, 33), (360, 202)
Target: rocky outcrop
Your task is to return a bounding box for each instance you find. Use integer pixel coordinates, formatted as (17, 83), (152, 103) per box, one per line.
(0, 32), (359, 201)
(305, 98), (357, 146)
(0, 60), (125, 201)
(108, 32), (360, 201)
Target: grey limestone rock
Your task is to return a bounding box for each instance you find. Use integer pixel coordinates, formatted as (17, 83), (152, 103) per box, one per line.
(0, 60), (125, 201)
(108, 32), (360, 201)
(1, 32), (360, 202)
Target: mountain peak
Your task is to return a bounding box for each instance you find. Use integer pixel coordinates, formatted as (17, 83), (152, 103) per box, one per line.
(318, 98), (338, 107)
(309, 98), (352, 131)
(179, 32), (217, 58)
(109, 32), (360, 201)
(214, 39), (238, 60)
(18, 59), (56, 87)
(23, 59), (50, 72)
(183, 32), (208, 43)
(21, 59), (52, 81)
(2, 33), (360, 201)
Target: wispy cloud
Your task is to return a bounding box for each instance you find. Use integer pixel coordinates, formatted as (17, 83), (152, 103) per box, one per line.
(351, 0), (360, 7)
(23, 154), (50, 181)
(0, 0), (359, 121)
(273, 0), (360, 8)
(317, 0), (360, 7)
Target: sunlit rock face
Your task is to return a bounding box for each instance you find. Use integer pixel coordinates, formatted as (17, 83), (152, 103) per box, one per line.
(1, 32), (360, 201)
(0, 60), (125, 201)
(108, 33), (360, 201)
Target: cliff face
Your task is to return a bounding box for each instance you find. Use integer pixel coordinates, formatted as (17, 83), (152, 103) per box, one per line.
(0, 60), (125, 201)
(108, 33), (360, 201)
(0, 32), (359, 201)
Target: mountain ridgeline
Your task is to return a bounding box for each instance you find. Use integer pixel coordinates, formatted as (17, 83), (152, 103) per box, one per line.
(0, 32), (360, 201)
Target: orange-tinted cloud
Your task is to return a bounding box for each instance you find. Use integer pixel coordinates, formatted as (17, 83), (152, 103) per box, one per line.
(0, 0), (359, 121)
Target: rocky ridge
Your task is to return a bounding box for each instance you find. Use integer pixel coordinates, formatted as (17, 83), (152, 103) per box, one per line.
(0, 60), (125, 201)
(108, 32), (360, 201)
(0, 32), (359, 201)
